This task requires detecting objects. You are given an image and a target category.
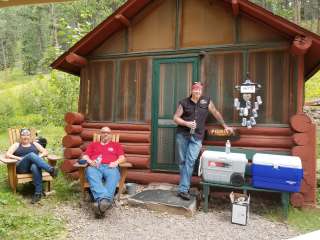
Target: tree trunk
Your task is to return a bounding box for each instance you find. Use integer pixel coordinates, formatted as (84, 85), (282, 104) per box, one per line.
(294, 0), (302, 24)
(51, 4), (59, 49)
(1, 39), (7, 70)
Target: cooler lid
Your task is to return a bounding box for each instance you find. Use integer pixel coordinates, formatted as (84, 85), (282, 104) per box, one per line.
(201, 150), (247, 162)
(252, 153), (302, 169)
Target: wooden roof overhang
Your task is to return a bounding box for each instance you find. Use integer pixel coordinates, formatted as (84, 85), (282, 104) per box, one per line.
(0, 0), (72, 8)
(51, 0), (320, 80)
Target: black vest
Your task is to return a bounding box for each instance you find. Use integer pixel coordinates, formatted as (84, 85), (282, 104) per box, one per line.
(176, 96), (210, 140)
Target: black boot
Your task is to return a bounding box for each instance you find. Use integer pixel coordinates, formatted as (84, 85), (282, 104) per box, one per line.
(49, 167), (59, 178)
(31, 193), (42, 204)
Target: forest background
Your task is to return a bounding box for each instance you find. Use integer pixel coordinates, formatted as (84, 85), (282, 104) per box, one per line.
(0, 0), (319, 152)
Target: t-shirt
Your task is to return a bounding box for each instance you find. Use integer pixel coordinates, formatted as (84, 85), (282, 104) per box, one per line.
(84, 141), (124, 164)
(177, 95), (211, 140)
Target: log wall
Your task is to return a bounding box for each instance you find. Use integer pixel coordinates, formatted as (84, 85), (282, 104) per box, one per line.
(61, 112), (317, 207)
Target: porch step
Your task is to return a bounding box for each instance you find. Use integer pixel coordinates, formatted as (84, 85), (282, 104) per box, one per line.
(128, 189), (197, 217)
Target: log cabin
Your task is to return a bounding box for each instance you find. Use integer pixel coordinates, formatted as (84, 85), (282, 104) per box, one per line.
(51, 0), (320, 207)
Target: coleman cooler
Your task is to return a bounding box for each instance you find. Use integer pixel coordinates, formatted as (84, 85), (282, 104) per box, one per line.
(252, 153), (303, 192)
(199, 150), (248, 186)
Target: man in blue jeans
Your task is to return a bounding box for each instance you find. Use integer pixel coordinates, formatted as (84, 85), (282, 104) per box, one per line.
(173, 82), (234, 200)
(81, 126), (125, 217)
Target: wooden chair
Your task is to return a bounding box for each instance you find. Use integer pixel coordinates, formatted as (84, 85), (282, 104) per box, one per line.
(0, 128), (60, 193)
(74, 133), (132, 201)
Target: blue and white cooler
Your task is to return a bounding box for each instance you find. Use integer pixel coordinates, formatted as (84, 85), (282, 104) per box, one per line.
(252, 153), (303, 192)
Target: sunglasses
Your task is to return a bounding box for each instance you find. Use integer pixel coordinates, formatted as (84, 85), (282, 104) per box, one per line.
(20, 128), (31, 136)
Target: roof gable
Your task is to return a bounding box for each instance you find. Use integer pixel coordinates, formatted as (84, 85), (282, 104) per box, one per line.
(51, 0), (320, 79)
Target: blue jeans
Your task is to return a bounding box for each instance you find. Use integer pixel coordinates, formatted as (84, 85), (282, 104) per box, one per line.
(16, 152), (53, 194)
(176, 132), (202, 193)
(86, 164), (120, 202)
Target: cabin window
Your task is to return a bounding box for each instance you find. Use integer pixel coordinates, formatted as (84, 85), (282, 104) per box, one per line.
(86, 61), (116, 121)
(248, 50), (291, 124)
(116, 58), (151, 122)
(204, 50), (292, 125)
(204, 52), (244, 124)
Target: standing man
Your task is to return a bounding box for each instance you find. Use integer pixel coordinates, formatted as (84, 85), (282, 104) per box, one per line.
(81, 126), (126, 216)
(173, 82), (233, 200)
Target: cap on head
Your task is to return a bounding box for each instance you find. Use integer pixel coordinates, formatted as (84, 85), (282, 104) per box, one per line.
(191, 82), (203, 91)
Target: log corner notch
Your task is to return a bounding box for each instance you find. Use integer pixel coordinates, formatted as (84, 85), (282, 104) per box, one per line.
(290, 35), (312, 56)
(65, 52), (88, 68)
(290, 113), (317, 208)
(62, 112), (85, 177)
(231, 0), (239, 17)
(115, 14), (130, 27)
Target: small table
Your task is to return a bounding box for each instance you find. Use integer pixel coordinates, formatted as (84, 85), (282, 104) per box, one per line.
(201, 181), (290, 219)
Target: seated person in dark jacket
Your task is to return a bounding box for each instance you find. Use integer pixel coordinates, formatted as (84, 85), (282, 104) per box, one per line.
(5, 128), (58, 204)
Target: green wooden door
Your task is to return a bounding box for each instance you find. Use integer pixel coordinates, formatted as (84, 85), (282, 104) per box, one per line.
(152, 57), (199, 171)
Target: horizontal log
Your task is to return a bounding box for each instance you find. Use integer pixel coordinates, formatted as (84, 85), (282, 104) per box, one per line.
(290, 36), (312, 56)
(206, 126), (293, 136)
(82, 122), (151, 131)
(80, 129), (151, 143)
(122, 143), (150, 155)
(60, 159), (78, 173)
(204, 135), (294, 149)
(126, 154), (150, 169)
(293, 133), (309, 146)
(290, 114), (313, 133)
(65, 112), (85, 125)
(127, 170), (200, 186)
(66, 52), (88, 67)
(115, 14), (130, 27)
(291, 146), (314, 162)
(62, 135), (83, 148)
(65, 124), (83, 134)
(237, 127), (293, 136)
(80, 142), (89, 151)
(64, 148), (83, 159)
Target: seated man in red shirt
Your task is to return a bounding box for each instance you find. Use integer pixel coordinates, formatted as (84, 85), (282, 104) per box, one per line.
(81, 126), (125, 217)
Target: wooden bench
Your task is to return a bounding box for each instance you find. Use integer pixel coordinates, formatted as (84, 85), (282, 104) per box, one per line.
(201, 181), (290, 219)
(74, 134), (132, 201)
(200, 146), (292, 219)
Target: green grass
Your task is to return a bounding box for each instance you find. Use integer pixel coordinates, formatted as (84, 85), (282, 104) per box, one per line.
(0, 163), (80, 240)
(0, 126), (80, 239)
(263, 204), (320, 233)
(0, 68), (35, 91)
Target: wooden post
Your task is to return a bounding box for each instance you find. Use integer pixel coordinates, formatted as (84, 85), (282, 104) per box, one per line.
(290, 36), (312, 113)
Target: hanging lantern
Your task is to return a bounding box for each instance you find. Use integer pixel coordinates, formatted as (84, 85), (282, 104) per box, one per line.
(234, 74), (262, 128)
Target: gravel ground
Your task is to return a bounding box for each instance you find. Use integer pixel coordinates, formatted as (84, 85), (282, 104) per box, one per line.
(55, 199), (299, 240)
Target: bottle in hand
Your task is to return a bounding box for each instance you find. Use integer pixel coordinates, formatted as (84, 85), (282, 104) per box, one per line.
(190, 120), (196, 134)
(225, 140), (231, 154)
(96, 154), (102, 168)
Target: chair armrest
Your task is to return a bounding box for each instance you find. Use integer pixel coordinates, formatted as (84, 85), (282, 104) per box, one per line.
(119, 162), (132, 168)
(74, 163), (89, 168)
(0, 154), (18, 164)
(47, 154), (62, 161)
